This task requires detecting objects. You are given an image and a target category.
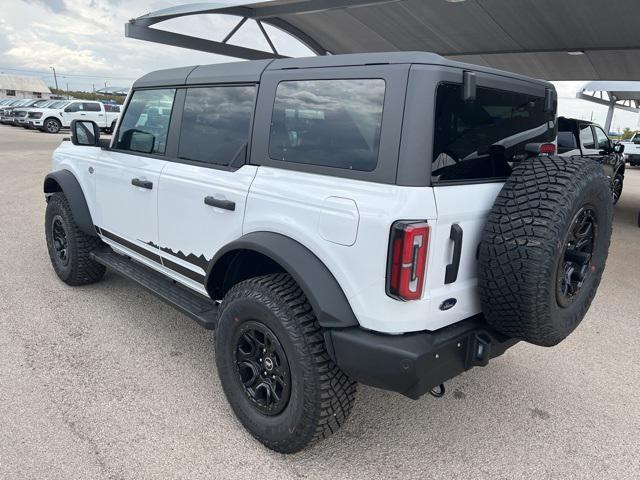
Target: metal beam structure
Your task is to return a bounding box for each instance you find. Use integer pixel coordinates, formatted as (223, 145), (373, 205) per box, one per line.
(125, 0), (640, 81)
(577, 81), (640, 132)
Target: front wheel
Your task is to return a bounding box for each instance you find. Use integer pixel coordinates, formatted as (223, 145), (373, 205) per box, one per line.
(44, 117), (61, 134)
(45, 193), (106, 285)
(215, 274), (357, 453)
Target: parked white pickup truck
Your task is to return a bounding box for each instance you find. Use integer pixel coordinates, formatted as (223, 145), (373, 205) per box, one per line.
(28, 100), (120, 134)
(621, 133), (640, 166)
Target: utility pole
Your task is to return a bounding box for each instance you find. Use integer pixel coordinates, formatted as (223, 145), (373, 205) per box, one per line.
(49, 66), (59, 90)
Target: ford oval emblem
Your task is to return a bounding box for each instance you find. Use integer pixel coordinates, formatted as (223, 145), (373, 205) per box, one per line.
(439, 298), (457, 311)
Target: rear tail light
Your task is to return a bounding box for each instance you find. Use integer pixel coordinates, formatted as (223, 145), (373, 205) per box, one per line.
(387, 221), (430, 301)
(539, 143), (556, 155)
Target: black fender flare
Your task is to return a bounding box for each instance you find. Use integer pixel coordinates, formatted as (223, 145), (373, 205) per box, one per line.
(205, 232), (359, 329)
(44, 170), (97, 237)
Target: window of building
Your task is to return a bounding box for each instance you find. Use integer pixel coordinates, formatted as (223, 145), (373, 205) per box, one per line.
(6, 90), (15, 96)
(178, 85), (256, 166)
(114, 89), (176, 155)
(269, 79), (386, 172)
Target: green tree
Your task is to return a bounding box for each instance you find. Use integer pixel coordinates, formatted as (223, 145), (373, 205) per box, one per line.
(621, 127), (635, 140)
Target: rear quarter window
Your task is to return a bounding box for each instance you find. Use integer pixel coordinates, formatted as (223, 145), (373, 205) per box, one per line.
(268, 79), (385, 172)
(432, 83), (556, 184)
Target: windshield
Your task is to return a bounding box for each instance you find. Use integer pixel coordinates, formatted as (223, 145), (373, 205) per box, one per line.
(49, 101), (68, 109)
(432, 83), (556, 183)
(632, 133), (640, 143)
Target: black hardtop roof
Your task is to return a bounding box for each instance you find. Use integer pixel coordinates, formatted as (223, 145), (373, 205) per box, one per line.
(132, 52), (554, 89)
(558, 117), (601, 128)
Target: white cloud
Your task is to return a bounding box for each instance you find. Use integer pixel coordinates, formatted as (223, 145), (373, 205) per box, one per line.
(0, 0), (311, 91)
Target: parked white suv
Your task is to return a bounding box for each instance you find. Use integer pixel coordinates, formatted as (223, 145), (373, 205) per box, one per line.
(31, 100), (120, 134)
(43, 53), (613, 453)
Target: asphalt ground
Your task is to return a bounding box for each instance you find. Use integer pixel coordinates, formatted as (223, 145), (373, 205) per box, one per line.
(0, 124), (639, 480)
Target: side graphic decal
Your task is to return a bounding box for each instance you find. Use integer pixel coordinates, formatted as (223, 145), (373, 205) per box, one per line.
(144, 241), (209, 271)
(96, 227), (206, 284)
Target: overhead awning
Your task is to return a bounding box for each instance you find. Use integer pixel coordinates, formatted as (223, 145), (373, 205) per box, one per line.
(126, 0), (640, 81)
(576, 81), (640, 131)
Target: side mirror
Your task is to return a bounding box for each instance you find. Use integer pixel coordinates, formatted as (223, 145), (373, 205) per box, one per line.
(70, 119), (100, 147)
(614, 143), (625, 154)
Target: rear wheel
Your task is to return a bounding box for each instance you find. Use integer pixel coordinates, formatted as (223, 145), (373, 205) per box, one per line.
(45, 193), (106, 286)
(44, 117), (61, 134)
(612, 172), (623, 204)
(215, 273), (357, 453)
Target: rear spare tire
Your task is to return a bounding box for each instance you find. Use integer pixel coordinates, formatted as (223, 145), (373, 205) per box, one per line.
(478, 156), (613, 347)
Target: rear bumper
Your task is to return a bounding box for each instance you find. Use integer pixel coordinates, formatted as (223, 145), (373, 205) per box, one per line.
(626, 154), (640, 163)
(327, 315), (518, 399)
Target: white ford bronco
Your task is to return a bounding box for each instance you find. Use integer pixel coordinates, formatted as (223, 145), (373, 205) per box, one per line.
(44, 52), (613, 453)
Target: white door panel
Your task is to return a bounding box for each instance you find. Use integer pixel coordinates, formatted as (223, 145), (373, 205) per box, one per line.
(157, 163), (258, 279)
(94, 150), (166, 251)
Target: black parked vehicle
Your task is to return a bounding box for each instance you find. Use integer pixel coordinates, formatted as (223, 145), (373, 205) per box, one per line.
(557, 117), (626, 204)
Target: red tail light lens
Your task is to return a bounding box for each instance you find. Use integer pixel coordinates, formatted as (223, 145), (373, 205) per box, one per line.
(387, 221), (430, 301)
(539, 143), (556, 155)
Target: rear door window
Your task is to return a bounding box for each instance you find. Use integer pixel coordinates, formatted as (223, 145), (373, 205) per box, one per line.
(579, 125), (596, 149)
(593, 126), (610, 151)
(557, 131), (577, 153)
(268, 79), (386, 172)
(432, 83), (555, 183)
(178, 85), (256, 166)
(114, 89), (176, 155)
(83, 102), (101, 112)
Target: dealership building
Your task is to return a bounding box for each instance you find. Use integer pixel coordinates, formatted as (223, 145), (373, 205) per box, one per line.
(0, 74), (51, 99)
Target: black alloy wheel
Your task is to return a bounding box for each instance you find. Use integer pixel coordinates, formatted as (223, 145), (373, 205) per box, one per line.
(612, 174), (623, 204)
(51, 215), (70, 268)
(556, 206), (598, 308)
(233, 320), (291, 416)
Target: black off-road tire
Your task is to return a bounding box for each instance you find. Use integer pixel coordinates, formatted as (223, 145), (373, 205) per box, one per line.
(44, 117), (62, 134)
(215, 273), (357, 453)
(45, 192), (106, 286)
(478, 156), (613, 347)
(612, 172), (624, 204)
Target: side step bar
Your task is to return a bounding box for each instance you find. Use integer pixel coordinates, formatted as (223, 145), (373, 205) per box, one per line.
(91, 247), (218, 330)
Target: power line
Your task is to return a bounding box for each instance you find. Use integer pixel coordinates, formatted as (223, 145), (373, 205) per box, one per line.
(0, 66), (137, 81)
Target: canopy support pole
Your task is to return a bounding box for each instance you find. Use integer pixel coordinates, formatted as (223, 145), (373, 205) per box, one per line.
(604, 101), (616, 133)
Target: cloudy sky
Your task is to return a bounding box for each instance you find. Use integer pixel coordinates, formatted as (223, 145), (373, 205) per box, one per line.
(1, 0), (639, 132)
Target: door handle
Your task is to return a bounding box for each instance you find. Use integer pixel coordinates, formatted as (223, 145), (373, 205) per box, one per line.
(80, 113), (86, 116)
(444, 224), (463, 284)
(204, 196), (235, 211)
(131, 178), (153, 189)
